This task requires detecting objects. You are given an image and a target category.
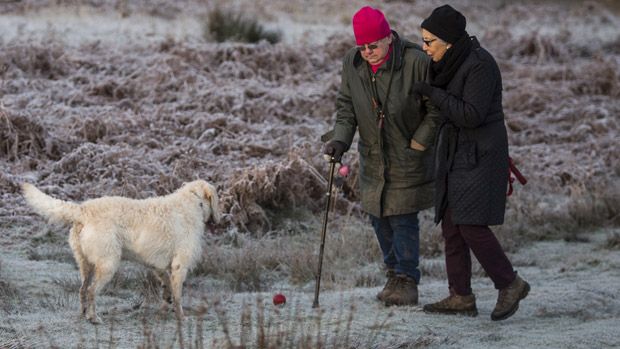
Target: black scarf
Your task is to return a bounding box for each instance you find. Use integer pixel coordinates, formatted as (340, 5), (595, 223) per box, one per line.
(429, 32), (473, 88)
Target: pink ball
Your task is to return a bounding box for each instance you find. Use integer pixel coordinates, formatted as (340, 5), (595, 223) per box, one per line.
(273, 293), (286, 306)
(338, 165), (350, 177)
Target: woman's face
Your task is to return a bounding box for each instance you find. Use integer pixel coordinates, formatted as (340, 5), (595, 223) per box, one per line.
(358, 35), (392, 65)
(421, 29), (451, 62)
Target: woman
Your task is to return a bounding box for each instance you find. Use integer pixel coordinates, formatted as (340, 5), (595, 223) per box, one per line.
(411, 5), (530, 321)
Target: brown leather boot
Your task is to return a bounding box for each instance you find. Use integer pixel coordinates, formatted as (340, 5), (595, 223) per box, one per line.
(423, 291), (478, 316)
(376, 270), (398, 301)
(491, 275), (530, 321)
(383, 274), (418, 306)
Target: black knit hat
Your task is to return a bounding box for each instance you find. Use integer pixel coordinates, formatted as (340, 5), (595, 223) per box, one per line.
(421, 5), (466, 44)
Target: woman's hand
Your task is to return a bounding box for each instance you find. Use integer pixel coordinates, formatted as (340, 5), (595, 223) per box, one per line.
(411, 82), (433, 99)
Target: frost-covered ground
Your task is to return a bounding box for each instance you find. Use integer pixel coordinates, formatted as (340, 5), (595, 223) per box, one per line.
(1, 0), (619, 348)
(1, 229), (619, 348)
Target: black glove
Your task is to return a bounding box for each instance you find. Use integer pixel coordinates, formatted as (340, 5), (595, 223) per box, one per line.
(323, 140), (347, 162)
(411, 82), (433, 99)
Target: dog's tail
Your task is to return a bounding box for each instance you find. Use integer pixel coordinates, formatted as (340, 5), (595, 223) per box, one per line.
(21, 183), (82, 225)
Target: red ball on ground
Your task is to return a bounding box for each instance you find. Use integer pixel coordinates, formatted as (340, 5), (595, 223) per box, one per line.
(338, 164), (350, 177)
(273, 293), (286, 305)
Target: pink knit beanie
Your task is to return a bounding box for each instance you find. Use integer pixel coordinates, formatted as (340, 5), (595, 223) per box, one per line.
(352, 6), (391, 45)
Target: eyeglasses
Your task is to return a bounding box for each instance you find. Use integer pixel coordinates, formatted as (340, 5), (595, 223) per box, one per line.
(422, 38), (437, 46)
(357, 43), (380, 52)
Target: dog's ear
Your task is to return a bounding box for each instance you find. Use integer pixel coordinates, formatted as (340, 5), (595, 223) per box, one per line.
(203, 182), (221, 224)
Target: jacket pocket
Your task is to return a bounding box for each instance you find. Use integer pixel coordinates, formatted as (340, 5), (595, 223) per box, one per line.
(452, 141), (477, 170)
(358, 142), (382, 179)
(390, 146), (434, 184)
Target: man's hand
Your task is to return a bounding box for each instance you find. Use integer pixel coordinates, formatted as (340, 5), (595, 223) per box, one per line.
(323, 140), (347, 162)
(410, 139), (426, 151)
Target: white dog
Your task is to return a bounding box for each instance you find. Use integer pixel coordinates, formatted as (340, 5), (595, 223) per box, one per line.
(21, 180), (221, 324)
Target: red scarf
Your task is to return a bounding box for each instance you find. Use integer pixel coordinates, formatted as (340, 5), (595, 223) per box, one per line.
(370, 45), (393, 73)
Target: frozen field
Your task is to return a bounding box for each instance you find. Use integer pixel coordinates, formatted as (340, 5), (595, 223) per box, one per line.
(1, 0), (619, 348)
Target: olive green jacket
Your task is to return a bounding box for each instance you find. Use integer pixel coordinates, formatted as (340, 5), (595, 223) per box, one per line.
(331, 32), (441, 217)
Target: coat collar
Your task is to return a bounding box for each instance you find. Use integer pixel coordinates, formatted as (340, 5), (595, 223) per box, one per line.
(471, 36), (481, 50)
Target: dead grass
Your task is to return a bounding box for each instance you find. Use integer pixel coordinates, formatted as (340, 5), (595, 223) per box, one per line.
(0, 106), (65, 162)
(187, 297), (405, 349)
(26, 245), (74, 264)
(194, 212), (381, 291)
(36, 288), (74, 311)
(0, 259), (21, 314)
(221, 155), (327, 233)
(0, 288), (417, 348)
(0, 40), (69, 79)
(603, 231), (620, 250)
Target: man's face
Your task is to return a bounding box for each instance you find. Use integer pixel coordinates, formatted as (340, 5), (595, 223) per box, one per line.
(358, 35), (392, 65)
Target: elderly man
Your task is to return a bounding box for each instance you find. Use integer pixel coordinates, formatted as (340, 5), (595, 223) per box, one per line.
(323, 6), (440, 306)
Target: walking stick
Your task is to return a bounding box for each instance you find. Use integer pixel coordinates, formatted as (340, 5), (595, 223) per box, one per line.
(312, 156), (337, 308)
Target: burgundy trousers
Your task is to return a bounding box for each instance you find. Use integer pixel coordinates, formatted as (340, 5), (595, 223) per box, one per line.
(441, 208), (516, 296)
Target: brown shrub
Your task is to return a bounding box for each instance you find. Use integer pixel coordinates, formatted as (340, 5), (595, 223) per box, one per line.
(569, 58), (620, 97)
(222, 154), (326, 233)
(567, 181), (620, 228)
(90, 79), (136, 100)
(1, 41), (69, 79)
(0, 170), (21, 194)
(604, 232), (620, 250)
(0, 107), (64, 161)
(77, 118), (109, 143)
(500, 32), (569, 63)
(205, 6), (281, 44)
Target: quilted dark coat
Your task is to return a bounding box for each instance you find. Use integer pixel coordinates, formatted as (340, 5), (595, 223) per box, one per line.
(426, 37), (509, 225)
(331, 32), (441, 218)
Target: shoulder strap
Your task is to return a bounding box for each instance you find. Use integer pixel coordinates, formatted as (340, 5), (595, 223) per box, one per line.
(367, 49), (397, 129)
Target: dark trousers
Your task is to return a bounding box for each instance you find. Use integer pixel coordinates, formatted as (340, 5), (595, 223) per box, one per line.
(442, 208), (516, 296)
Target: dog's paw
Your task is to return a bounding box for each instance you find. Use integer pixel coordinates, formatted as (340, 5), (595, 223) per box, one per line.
(159, 302), (168, 311)
(86, 313), (103, 325)
(174, 303), (185, 320)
